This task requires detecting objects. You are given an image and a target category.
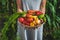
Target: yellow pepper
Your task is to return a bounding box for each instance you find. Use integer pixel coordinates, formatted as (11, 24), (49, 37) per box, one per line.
(32, 21), (36, 25)
(30, 22), (35, 27)
(35, 18), (40, 24)
(31, 16), (37, 20)
(31, 16), (40, 24)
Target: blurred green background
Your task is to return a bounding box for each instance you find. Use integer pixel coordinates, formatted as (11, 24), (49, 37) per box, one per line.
(0, 0), (60, 40)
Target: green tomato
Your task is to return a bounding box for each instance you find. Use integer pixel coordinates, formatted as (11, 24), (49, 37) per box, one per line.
(22, 14), (26, 17)
(38, 14), (44, 19)
(43, 17), (46, 22)
(20, 12), (27, 17)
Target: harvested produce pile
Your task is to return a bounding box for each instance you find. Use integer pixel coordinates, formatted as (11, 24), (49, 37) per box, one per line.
(18, 10), (46, 28)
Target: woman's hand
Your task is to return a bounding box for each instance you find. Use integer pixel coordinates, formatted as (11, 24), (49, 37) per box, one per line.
(17, 9), (22, 12)
(16, 0), (22, 12)
(40, 8), (45, 14)
(40, 0), (46, 14)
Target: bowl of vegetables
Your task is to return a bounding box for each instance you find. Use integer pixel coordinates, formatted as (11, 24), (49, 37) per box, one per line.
(18, 10), (46, 29)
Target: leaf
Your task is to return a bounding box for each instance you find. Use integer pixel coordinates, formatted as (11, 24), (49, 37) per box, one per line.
(53, 0), (57, 7)
(56, 16), (60, 23)
(1, 12), (24, 40)
(11, 20), (16, 31)
(47, 1), (56, 18)
(52, 21), (56, 28)
(46, 14), (51, 26)
(56, 22), (60, 28)
(2, 13), (20, 33)
(1, 11), (27, 37)
(2, 0), (7, 5)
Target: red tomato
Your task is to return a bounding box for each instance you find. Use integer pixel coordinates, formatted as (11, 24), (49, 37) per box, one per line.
(26, 14), (32, 18)
(19, 17), (24, 23)
(23, 21), (27, 25)
(28, 10), (35, 13)
(26, 22), (30, 26)
(27, 10), (35, 15)
(23, 20), (30, 26)
(36, 11), (43, 16)
(27, 18), (33, 23)
(28, 13), (33, 15)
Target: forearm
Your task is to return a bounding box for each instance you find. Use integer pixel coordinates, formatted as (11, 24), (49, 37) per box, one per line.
(40, 0), (46, 14)
(16, 0), (22, 12)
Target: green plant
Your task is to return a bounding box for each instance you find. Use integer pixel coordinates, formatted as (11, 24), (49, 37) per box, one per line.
(1, 12), (26, 40)
(44, 0), (60, 40)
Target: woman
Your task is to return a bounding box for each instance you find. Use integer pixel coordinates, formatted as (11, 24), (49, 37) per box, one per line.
(16, 0), (46, 40)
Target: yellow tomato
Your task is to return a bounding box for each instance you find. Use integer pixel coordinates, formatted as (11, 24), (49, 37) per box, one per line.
(30, 22), (35, 27)
(31, 16), (37, 19)
(35, 18), (40, 24)
(32, 21), (36, 25)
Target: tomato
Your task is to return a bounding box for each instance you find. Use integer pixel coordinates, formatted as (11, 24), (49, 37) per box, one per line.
(19, 17), (24, 23)
(32, 21), (36, 25)
(35, 11), (43, 16)
(22, 14), (26, 17)
(38, 14), (44, 19)
(28, 10), (35, 13)
(30, 22), (35, 27)
(27, 17), (33, 23)
(35, 18), (40, 24)
(43, 17), (46, 22)
(22, 21), (25, 24)
(37, 20), (40, 24)
(26, 22), (30, 26)
(27, 10), (35, 15)
(40, 19), (43, 24)
(26, 14), (32, 18)
(28, 13), (33, 15)
(23, 20), (30, 26)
